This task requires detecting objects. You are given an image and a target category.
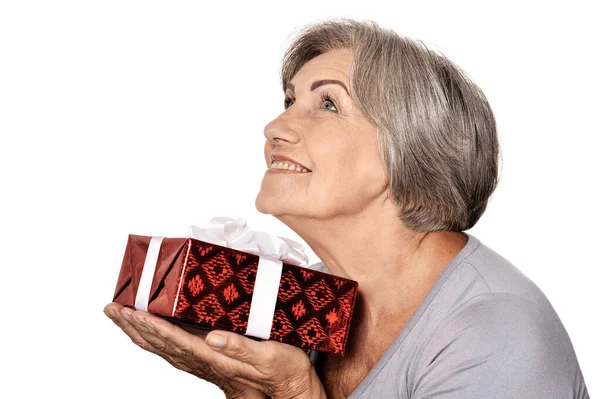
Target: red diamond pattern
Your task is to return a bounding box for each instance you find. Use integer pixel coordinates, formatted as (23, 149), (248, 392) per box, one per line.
(167, 238), (358, 355)
(228, 301), (250, 330)
(236, 266), (257, 294)
(270, 309), (294, 341)
(204, 253), (234, 287)
(297, 317), (327, 348)
(277, 271), (302, 302)
(305, 279), (335, 311)
(330, 327), (346, 351)
(337, 290), (355, 318)
(193, 293), (226, 326)
(187, 275), (205, 296)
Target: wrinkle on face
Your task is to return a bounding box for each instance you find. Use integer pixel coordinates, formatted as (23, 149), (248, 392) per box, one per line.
(257, 48), (385, 221)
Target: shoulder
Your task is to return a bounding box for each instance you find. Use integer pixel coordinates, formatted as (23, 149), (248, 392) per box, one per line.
(460, 237), (550, 302)
(411, 292), (588, 398)
(426, 293), (562, 354)
(445, 236), (563, 325)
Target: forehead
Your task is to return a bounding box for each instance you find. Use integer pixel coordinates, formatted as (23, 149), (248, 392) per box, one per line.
(290, 49), (353, 88)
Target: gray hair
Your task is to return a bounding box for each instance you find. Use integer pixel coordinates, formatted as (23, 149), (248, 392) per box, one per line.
(280, 18), (500, 232)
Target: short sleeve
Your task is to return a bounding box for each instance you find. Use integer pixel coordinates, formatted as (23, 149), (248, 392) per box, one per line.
(410, 293), (589, 399)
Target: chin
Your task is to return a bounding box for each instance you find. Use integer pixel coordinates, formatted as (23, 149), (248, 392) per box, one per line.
(255, 193), (286, 215)
(254, 193), (267, 214)
(254, 193), (304, 218)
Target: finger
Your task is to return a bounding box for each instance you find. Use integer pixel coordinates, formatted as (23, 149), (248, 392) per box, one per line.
(130, 311), (218, 357)
(107, 305), (271, 396)
(126, 312), (252, 383)
(205, 330), (293, 367)
(204, 331), (292, 386)
(211, 366), (271, 394)
(130, 315), (267, 382)
(125, 309), (222, 366)
(103, 302), (124, 318)
(105, 305), (160, 354)
(206, 331), (316, 392)
(124, 310), (186, 356)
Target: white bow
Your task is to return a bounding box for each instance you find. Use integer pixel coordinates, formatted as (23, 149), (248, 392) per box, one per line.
(188, 217), (309, 267)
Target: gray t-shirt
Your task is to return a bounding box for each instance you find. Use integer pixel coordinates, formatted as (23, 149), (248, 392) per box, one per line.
(307, 233), (589, 398)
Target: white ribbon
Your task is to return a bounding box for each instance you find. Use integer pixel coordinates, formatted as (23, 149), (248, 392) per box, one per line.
(245, 256), (283, 339)
(134, 236), (165, 311)
(133, 217), (311, 340)
(188, 217), (309, 267)
(189, 217), (309, 339)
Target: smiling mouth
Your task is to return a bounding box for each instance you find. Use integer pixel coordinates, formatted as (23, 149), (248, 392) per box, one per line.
(266, 168), (311, 174)
(269, 160), (311, 173)
(269, 153), (312, 171)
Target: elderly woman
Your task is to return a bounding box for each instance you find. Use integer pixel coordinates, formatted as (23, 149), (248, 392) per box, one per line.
(104, 19), (589, 398)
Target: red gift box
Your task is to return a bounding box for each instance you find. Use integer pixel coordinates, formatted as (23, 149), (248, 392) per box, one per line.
(113, 234), (358, 355)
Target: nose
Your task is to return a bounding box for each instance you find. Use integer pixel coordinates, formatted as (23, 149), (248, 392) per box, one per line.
(263, 112), (301, 146)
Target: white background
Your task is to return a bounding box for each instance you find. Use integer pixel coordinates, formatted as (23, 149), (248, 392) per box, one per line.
(1, 1), (598, 397)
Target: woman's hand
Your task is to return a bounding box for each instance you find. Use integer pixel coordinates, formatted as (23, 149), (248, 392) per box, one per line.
(104, 302), (326, 399)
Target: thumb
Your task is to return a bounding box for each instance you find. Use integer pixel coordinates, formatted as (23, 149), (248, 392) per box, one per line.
(206, 330), (267, 363)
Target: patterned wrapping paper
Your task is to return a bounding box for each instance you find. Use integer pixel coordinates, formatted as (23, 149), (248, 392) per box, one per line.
(113, 234), (359, 355)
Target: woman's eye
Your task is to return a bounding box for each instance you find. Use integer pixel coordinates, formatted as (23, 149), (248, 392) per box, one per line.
(320, 93), (338, 113)
(283, 93), (338, 112)
(323, 100), (337, 112)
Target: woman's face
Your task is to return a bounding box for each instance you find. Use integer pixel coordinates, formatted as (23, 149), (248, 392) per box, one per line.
(255, 49), (388, 220)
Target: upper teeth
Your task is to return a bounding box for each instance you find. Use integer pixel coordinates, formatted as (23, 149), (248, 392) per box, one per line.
(270, 161), (309, 172)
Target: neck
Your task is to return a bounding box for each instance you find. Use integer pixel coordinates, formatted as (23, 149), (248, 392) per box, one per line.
(277, 197), (468, 330)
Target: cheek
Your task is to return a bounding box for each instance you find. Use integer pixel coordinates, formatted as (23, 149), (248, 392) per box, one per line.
(310, 122), (386, 196)
(313, 149), (385, 206)
(342, 150), (388, 198)
(264, 142), (272, 166)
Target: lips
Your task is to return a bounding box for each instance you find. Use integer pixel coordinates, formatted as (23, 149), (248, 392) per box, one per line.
(270, 153), (312, 172)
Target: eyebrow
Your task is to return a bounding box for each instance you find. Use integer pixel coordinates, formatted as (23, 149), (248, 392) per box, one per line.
(286, 79), (350, 96)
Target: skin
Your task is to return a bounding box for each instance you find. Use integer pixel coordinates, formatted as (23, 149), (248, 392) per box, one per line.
(104, 303), (324, 398)
(257, 48), (466, 340)
(105, 48), (468, 399)
(255, 48), (468, 397)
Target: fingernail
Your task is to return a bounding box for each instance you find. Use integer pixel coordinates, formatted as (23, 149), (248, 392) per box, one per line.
(206, 333), (226, 349)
